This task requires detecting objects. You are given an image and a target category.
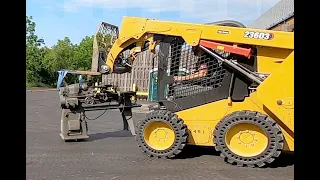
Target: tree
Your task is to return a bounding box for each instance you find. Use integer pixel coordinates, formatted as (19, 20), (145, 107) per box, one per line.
(26, 16), (47, 86)
(43, 37), (78, 84)
(26, 15), (108, 87)
(26, 16), (44, 46)
(73, 36), (94, 71)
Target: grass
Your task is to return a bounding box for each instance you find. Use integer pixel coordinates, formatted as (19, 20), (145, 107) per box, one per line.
(26, 82), (54, 88)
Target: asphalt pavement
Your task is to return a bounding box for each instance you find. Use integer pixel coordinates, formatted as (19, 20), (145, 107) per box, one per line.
(26, 91), (294, 180)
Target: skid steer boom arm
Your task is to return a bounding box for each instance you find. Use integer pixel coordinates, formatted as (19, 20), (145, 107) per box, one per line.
(101, 16), (293, 74)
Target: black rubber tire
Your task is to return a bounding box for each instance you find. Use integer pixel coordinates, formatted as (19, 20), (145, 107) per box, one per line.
(136, 110), (188, 158)
(214, 110), (284, 168)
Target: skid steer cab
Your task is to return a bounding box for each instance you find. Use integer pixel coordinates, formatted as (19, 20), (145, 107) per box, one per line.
(56, 70), (141, 141)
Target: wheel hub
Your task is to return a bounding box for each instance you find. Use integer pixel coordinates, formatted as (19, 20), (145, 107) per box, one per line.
(225, 123), (268, 157)
(143, 121), (176, 151)
(238, 130), (255, 145)
(154, 128), (168, 140)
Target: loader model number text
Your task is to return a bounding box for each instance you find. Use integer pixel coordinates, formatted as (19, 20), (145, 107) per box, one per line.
(244, 31), (273, 40)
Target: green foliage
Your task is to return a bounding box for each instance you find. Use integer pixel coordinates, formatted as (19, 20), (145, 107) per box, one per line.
(96, 32), (112, 49)
(26, 16), (98, 87)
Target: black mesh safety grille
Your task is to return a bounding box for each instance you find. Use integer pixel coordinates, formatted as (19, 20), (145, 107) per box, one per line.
(166, 41), (227, 100)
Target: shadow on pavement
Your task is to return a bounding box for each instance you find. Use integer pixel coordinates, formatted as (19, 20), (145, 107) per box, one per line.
(174, 146), (294, 168)
(86, 130), (134, 141)
(82, 131), (294, 168)
(266, 151), (294, 168)
(174, 145), (220, 159)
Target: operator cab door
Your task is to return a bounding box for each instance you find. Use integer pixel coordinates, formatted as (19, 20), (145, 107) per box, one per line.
(156, 38), (256, 114)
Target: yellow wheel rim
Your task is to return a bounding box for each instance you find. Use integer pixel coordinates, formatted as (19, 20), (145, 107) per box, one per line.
(225, 123), (269, 157)
(143, 121), (176, 151)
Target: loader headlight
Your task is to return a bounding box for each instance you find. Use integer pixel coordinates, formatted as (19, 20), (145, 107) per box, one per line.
(100, 65), (110, 73)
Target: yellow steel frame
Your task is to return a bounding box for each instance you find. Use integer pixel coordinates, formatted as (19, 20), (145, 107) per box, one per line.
(104, 16), (294, 152)
(105, 16), (293, 73)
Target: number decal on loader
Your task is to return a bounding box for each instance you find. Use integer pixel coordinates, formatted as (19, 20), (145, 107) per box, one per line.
(244, 31), (273, 40)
